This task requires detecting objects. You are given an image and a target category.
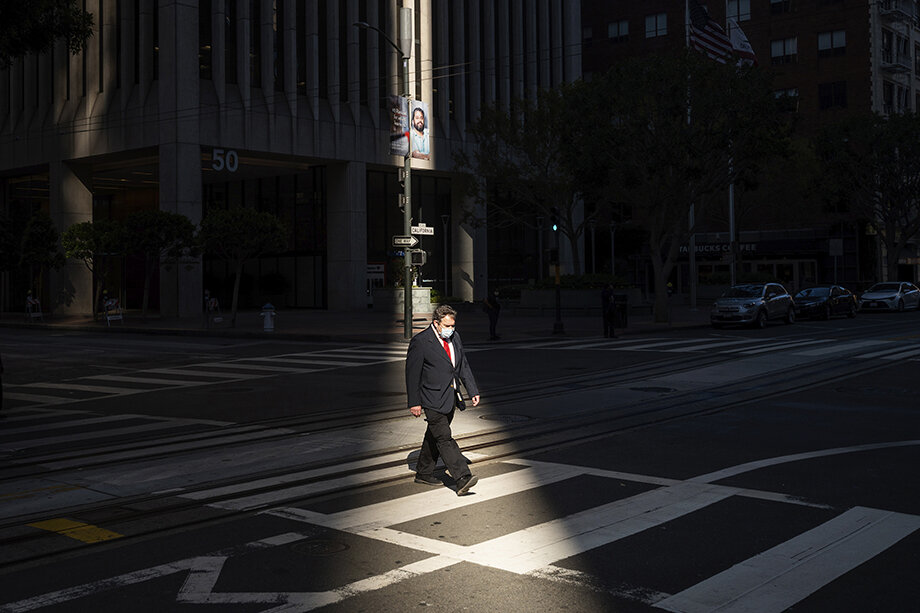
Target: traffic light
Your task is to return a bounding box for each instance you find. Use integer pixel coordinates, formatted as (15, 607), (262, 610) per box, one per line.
(550, 206), (559, 232)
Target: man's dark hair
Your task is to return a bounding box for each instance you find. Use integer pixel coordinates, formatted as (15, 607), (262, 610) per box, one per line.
(433, 304), (456, 322)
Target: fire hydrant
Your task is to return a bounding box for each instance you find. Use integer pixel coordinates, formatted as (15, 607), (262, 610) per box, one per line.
(260, 303), (276, 332)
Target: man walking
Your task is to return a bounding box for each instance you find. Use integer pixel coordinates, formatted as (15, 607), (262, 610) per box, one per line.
(406, 305), (481, 495)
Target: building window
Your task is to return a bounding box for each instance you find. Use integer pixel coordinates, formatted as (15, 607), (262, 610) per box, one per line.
(771, 37), (797, 64)
(273, 0), (284, 92)
(608, 20), (628, 42)
(645, 13), (667, 38)
(882, 29), (893, 63)
(883, 81), (894, 114)
(818, 30), (846, 58)
(774, 87), (799, 112)
(818, 81), (847, 109)
(200, 0), (212, 80)
(915, 43), (920, 78)
(770, 0), (791, 14)
(726, 0), (751, 21)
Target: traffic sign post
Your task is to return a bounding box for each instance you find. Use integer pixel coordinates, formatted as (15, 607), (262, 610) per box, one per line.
(411, 223), (435, 236)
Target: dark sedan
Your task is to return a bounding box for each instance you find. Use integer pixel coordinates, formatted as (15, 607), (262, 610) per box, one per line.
(793, 285), (858, 320)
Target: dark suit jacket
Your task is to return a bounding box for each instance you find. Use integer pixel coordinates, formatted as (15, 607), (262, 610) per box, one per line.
(406, 326), (479, 414)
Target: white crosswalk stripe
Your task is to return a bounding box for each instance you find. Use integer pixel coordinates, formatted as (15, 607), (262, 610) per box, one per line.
(4, 345), (411, 410)
(3, 450), (918, 612)
(518, 335), (920, 361)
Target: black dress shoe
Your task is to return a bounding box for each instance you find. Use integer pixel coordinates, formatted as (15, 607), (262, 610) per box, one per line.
(455, 474), (478, 496)
(414, 474), (441, 486)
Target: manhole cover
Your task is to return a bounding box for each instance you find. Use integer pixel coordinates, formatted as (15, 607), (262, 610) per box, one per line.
(629, 386), (675, 394)
(348, 391), (404, 398)
(478, 414), (532, 423)
(291, 539), (350, 556)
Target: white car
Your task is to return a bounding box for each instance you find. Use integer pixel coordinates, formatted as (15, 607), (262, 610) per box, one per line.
(858, 282), (920, 312)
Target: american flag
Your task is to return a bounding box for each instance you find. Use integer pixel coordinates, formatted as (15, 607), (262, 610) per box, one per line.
(688, 0), (732, 63)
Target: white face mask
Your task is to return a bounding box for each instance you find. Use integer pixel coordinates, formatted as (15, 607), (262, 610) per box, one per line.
(438, 326), (454, 339)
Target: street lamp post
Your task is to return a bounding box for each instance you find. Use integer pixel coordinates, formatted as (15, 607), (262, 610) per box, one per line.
(536, 216), (544, 282)
(355, 9), (414, 339)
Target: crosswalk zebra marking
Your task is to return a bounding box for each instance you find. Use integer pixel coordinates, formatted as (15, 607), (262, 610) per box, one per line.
(655, 507), (920, 613)
(732, 338), (835, 354)
(20, 382), (144, 395)
(793, 339), (891, 356)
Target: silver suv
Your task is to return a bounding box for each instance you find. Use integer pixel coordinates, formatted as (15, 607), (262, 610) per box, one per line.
(710, 283), (795, 328)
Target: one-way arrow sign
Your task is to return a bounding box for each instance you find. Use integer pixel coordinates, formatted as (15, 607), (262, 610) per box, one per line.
(392, 235), (419, 247)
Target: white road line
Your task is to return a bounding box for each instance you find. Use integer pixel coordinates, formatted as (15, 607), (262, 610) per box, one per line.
(146, 368), (260, 379)
(240, 356), (354, 366)
(84, 374), (202, 385)
(794, 339), (890, 356)
(857, 345), (920, 360)
(324, 348), (407, 356)
(659, 339), (757, 352)
(20, 382), (141, 395)
(2, 393), (72, 405)
(601, 339), (707, 351)
(198, 362), (316, 373)
(731, 338), (833, 355)
(462, 481), (737, 574)
(655, 507), (920, 613)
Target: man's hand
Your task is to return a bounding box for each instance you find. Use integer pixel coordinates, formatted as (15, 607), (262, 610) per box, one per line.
(471, 395), (480, 407)
(410, 405), (422, 417)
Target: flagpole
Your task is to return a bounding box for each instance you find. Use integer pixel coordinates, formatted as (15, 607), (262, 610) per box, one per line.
(727, 19), (737, 287)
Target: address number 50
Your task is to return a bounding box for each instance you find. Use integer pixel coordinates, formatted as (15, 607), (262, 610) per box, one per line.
(211, 148), (239, 172)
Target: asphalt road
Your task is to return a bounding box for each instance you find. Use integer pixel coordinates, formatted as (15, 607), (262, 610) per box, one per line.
(0, 311), (918, 612)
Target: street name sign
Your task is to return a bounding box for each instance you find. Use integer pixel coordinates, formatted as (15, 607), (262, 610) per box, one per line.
(392, 235), (419, 247)
(411, 224), (435, 236)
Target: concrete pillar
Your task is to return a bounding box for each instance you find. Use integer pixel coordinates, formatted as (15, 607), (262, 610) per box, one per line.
(49, 161), (93, 315)
(159, 0), (202, 318)
(327, 161), (367, 310)
(452, 183), (486, 303)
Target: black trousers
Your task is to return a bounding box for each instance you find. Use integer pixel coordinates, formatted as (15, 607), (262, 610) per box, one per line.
(416, 407), (470, 481)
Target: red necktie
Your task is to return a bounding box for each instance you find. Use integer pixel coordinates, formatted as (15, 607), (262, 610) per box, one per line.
(442, 339), (451, 361)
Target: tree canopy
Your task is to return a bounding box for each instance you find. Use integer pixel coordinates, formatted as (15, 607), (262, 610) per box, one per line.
(0, 1), (94, 68)
(199, 208), (288, 326)
(62, 219), (127, 318)
(818, 112), (920, 280)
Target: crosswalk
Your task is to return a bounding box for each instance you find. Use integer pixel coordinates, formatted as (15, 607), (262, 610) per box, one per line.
(3, 346), (410, 410)
(4, 447), (917, 612)
(518, 335), (920, 361)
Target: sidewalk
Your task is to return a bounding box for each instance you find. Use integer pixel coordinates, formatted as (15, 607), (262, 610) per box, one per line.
(0, 302), (712, 345)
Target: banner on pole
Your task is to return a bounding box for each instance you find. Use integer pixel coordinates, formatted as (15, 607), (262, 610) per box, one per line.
(389, 95), (409, 157)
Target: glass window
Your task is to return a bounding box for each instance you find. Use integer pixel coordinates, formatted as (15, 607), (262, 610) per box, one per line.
(200, 0), (212, 80)
(726, 0), (751, 21)
(645, 13), (667, 38)
(608, 20), (628, 42)
(770, 37), (797, 64)
(819, 81), (847, 110)
(818, 30), (846, 58)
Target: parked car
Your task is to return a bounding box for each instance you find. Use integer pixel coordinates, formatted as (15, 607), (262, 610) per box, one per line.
(793, 285), (858, 320)
(858, 282), (920, 312)
(711, 283), (795, 328)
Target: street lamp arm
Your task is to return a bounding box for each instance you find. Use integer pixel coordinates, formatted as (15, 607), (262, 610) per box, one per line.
(353, 21), (405, 58)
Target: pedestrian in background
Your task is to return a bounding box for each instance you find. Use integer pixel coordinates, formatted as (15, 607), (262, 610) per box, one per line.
(483, 290), (501, 340)
(601, 283), (615, 338)
(406, 304), (481, 495)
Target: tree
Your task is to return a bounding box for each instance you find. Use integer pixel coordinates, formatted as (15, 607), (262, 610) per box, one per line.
(199, 208), (287, 327)
(62, 219), (127, 319)
(19, 211), (66, 306)
(0, 1), (94, 68)
(455, 82), (599, 275)
(125, 210), (197, 319)
(818, 112), (920, 281)
(596, 51), (788, 321)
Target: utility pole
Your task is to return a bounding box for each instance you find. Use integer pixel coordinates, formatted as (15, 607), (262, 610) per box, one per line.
(356, 8), (414, 339)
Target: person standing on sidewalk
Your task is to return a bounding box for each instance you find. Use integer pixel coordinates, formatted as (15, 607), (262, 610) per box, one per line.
(601, 283), (616, 338)
(483, 290), (502, 340)
(406, 304), (481, 495)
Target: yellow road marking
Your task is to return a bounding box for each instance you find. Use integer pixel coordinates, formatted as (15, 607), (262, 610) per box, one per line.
(28, 518), (123, 543)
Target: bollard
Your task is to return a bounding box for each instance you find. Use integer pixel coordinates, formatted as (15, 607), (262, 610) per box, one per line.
(260, 303), (276, 332)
